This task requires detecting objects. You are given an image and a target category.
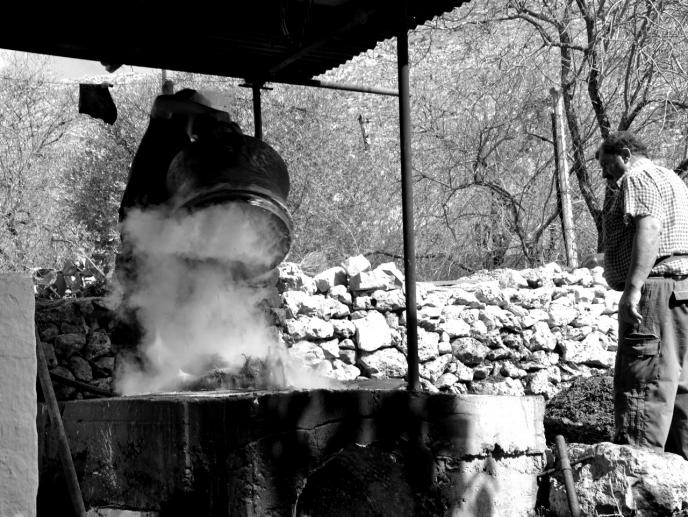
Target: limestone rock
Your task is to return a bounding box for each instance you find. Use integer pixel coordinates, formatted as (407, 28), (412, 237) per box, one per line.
(419, 353), (452, 383)
(438, 334), (452, 355)
(88, 378), (112, 397)
(68, 356), (93, 382)
(349, 269), (395, 292)
(451, 337), (489, 366)
(93, 356), (115, 375)
(418, 328), (440, 362)
(358, 348), (407, 378)
(454, 360), (475, 382)
(376, 262), (405, 288)
(278, 262), (316, 294)
(354, 311), (392, 352)
(571, 303), (605, 328)
(595, 314), (617, 335)
(435, 372), (458, 390)
(548, 303), (579, 327)
(422, 288), (453, 308)
(497, 269), (529, 289)
(301, 295), (350, 319)
(501, 361), (527, 379)
(305, 317), (335, 340)
(328, 285), (352, 305)
(549, 442), (688, 517)
(449, 287), (485, 309)
(353, 295), (372, 311)
(528, 321), (556, 352)
(370, 289), (405, 311)
(286, 317), (308, 340)
(470, 377), (525, 396)
(385, 312), (400, 329)
(501, 333), (524, 350)
(341, 255), (371, 277)
(470, 319), (489, 340)
(518, 287), (555, 310)
(329, 360), (361, 381)
(332, 319), (356, 338)
(54, 333), (86, 358)
(562, 332), (615, 368)
(282, 291), (307, 318)
(84, 330), (111, 360)
(282, 291), (309, 318)
(339, 338), (356, 350)
(474, 284), (506, 306)
(289, 341), (325, 367)
(526, 367), (560, 399)
(314, 266), (347, 293)
(439, 317), (471, 339)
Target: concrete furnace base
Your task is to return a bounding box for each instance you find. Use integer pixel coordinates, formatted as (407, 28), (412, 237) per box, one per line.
(38, 390), (545, 517)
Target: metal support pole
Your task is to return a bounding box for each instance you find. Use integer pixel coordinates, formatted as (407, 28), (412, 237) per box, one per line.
(555, 435), (581, 517)
(397, 0), (419, 392)
(252, 83), (263, 140)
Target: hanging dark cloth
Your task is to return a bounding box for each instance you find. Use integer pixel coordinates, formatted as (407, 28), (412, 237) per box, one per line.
(78, 83), (117, 125)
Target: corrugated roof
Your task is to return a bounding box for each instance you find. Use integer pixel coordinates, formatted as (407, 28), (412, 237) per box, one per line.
(0, 0), (467, 82)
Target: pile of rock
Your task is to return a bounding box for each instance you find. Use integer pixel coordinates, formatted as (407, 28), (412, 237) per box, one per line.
(548, 442), (688, 516)
(275, 255), (620, 399)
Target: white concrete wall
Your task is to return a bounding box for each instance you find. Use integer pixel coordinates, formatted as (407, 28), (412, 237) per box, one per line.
(0, 274), (37, 517)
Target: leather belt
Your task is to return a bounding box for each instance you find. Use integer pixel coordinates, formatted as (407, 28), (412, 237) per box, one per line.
(648, 273), (688, 280)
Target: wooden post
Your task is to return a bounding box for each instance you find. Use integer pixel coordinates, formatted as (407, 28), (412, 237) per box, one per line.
(36, 330), (86, 516)
(550, 87), (578, 268)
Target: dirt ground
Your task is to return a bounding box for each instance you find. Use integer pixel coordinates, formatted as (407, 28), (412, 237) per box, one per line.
(544, 374), (615, 444)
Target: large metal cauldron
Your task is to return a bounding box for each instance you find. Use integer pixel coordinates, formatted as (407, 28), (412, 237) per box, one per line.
(166, 123), (292, 276)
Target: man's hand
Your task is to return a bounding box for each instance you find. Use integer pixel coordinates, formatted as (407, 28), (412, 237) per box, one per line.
(618, 286), (642, 324)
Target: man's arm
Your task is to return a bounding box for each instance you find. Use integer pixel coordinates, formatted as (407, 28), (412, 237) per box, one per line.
(619, 214), (661, 324)
(581, 253), (605, 269)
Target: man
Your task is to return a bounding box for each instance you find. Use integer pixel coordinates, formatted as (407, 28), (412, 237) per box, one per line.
(114, 89), (237, 346)
(599, 130), (688, 459)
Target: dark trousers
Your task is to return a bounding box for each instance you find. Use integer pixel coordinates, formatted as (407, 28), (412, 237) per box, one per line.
(615, 277), (688, 459)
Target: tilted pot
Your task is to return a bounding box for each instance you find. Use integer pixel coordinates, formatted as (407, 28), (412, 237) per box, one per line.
(166, 124), (292, 276)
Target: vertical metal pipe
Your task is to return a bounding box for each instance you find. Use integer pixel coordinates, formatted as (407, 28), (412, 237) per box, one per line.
(397, 0), (419, 392)
(555, 435), (581, 517)
(252, 84), (263, 141)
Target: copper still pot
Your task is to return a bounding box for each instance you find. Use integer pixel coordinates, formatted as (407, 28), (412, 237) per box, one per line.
(166, 122), (292, 277)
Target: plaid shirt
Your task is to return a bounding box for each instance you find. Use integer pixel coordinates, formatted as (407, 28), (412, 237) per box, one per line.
(603, 157), (688, 290)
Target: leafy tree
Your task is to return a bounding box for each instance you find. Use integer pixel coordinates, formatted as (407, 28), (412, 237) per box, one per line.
(0, 52), (76, 271)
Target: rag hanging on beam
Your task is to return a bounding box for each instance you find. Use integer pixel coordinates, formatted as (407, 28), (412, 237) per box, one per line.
(78, 83), (117, 125)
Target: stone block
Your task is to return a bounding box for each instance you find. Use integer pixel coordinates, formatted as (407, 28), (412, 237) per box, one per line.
(0, 274), (37, 517)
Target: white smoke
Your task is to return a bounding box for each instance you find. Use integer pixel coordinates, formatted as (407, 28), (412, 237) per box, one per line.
(114, 203), (341, 395)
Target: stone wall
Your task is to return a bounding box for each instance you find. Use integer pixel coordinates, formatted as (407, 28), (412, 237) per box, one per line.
(35, 298), (116, 399)
(274, 255), (619, 400)
(35, 255), (620, 400)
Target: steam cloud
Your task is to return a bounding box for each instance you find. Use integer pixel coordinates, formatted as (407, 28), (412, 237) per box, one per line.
(114, 203), (340, 395)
